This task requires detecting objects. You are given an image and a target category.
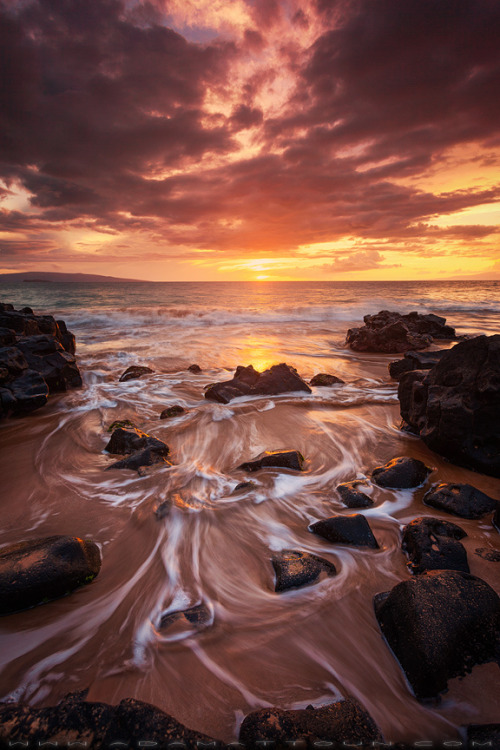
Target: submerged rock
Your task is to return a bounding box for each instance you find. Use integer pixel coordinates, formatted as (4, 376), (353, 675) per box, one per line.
(374, 569), (500, 701)
(346, 310), (455, 354)
(105, 427), (169, 471)
(372, 456), (432, 489)
(423, 483), (499, 520)
(398, 334), (500, 478)
(238, 450), (305, 472)
(336, 480), (373, 508)
(309, 514), (379, 548)
(310, 373), (345, 386)
(389, 349), (447, 380)
(239, 699), (383, 748)
(187, 364), (202, 373)
(159, 602), (212, 632)
(0, 536), (101, 615)
(401, 517), (469, 575)
(119, 365), (154, 382)
(155, 500), (172, 519)
(205, 362), (311, 403)
(160, 404), (185, 419)
(271, 550), (336, 592)
(231, 480), (256, 494)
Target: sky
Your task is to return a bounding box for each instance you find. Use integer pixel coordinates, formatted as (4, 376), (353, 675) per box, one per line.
(0, 0), (499, 282)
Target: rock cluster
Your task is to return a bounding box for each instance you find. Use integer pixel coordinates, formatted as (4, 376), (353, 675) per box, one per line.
(346, 310), (456, 353)
(205, 362), (311, 403)
(0, 303), (81, 417)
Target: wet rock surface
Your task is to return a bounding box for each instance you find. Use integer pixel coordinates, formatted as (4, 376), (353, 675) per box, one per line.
(160, 404), (185, 419)
(239, 698), (383, 748)
(475, 548), (500, 562)
(423, 483), (499, 519)
(271, 550), (337, 592)
(389, 349), (447, 380)
(374, 569), (500, 701)
(336, 480), (373, 508)
(119, 365), (154, 382)
(372, 456), (432, 489)
(398, 334), (500, 477)
(205, 362), (311, 403)
(309, 514), (379, 548)
(0, 536), (101, 615)
(401, 517), (469, 575)
(310, 373), (345, 386)
(159, 602), (212, 632)
(346, 310), (456, 353)
(105, 427), (169, 471)
(238, 450), (305, 472)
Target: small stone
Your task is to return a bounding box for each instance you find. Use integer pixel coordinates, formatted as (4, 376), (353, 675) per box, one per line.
(337, 481), (373, 508)
(423, 483), (498, 519)
(309, 514), (379, 548)
(238, 450), (305, 472)
(372, 456), (432, 489)
(272, 550), (336, 592)
(155, 501), (172, 519)
(310, 373), (345, 386)
(187, 364), (202, 373)
(160, 405), (185, 419)
(119, 365), (153, 382)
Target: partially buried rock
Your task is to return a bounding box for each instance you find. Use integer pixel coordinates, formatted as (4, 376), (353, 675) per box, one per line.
(374, 569), (500, 701)
(238, 450), (304, 472)
(309, 514), (379, 548)
(105, 427), (169, 472)
(159, 602), (212, 632)
(160, 404), (185, 419)
(423, 483), (498, 520)
(231, 481), (256, 494)
(119, 365), (153, 382)
(272, 550), (336, 592)
(389, 349), (447, 380)
(187, 364), (201, 373)
(372, 456), (432, 489)
(205, 362), (311, 403)
(239, 699), (383, 748)
(0, 536), (101, 615)
(310, 373), (345, 386)
(337, 480), (373, 508)
(401, 517), (469, 575)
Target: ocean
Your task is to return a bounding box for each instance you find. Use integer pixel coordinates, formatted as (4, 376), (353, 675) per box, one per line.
(0, 280), (499, 742)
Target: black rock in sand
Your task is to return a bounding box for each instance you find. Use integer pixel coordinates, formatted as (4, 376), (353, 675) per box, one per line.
(272, 550), (336, 592)
(309, 514), (379, 548)
(401, 517), (469, 575)
(372, 456), (432, 489)
(205, 363), (311, 403)
(423, 483), (498, 520)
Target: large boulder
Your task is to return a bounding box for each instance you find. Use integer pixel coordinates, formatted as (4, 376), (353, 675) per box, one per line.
(205, 363), (311, 403)
(389, 349), (447, 380)
(346, 310), (456, 353)
(271, 550), (336, 592)
(0, 536), (101, 615)
(401, 517), (469, 574)
(374, 570), (500, 701)
(398, 335), (500, 477)
(423, 483), (499, 520)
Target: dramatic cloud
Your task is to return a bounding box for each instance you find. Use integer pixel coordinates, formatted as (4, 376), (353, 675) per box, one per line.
(0, 0), (499, 279)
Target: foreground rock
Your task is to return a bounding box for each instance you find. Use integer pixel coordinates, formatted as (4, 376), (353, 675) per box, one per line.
(0, 536), (101, 615)
(310, 373), (345, 386)
(401, 517), (469, 574)
(238, 450), (304, 472)
(105, 427), (169, 471)
(205, 363), (311, 403)
(389, 349), (447, 380)
(398, 334), (500, 478)
(272, 550), (336, 592)
(346, 310), (456, 353)
(119, 365), (153, 382)
(0, 692), (217, 749)
(0, 304), (80, 418)
(372, 457), (432, 489)
(337, 480), (373, 508)
(309, 514), (379, 548)
(239, 699), (383, 748)
(423, 483), (499, 519)
(374, 569), (500, 701)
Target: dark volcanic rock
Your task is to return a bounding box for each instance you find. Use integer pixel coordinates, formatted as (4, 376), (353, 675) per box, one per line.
(105, 427), (169, 472)
(17, 335), (82, 391)
(374, 569), (500, 701)
(119, 365), (154, 382)
(238, 450), (305, 472)
(205, 362), (311, 403)
(401, 517), (469, 575)
(109, 448), (169, 471)
(346, 310), (455, 354)
(272, 550), (336, 592)
(187, 363), (202, 373)
(0, 536), (101, 615)
(309, 514), (379, 548)
(423, 483), (499, 520)
(372, 456), (432, 489)
(159, 602), (212, 631)
(475, 548), (500, 562)
(398, 334), (500, 478)
(239, 699), (383, 748)
(389, 349), (447, 380)
(160, 404), (185, 419)
(9, 370), (49, 413)
(337, 480), (374, 508)
(0, 327), (16, 346)
(0, 692), (218, 749)
(310, 373), (345, 386)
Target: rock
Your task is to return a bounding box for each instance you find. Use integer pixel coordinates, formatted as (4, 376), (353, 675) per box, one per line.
(0, 536), (101, 615)
(107, 418), (137, 432)
(105, 427), (169, 472)
(372, 456), (432, 489)
(401, 517), (469, 575)
(398, 334), (500, 478)
(475, 548), (500, 562)
(423, 483), (499, 520)
(374, 569), (500, 701)
(159, 602), (212, 631)
(8, 370), (49, 413)
(0, 345), (28, 376)
(238, 450), (305, 472)
(0, 692), (218, 749)
(205, 362), (311, 403)
(467, 724), (500, 747)
(310, 373), (345, 386)
(187, 364), (202, 373)
(155, 500), (172, 519)
(239, 698), (383, 748)
(17, 335), (82, 392)
(56, 319), (76, 354)
(272, 550), (336, 591)
(389, 349), (447, 380)
(337, 480), (374, 508)
(119, 365), (154, 382)
(309, 514), (379, 548)
(160, 404), (185, 419)
(232, 480), (256, 494)
(0, 327), (16, 346)
(346, 310), (456, 354)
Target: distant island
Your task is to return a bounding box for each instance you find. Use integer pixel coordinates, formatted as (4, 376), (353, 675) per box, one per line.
(0, 271), (141, 283)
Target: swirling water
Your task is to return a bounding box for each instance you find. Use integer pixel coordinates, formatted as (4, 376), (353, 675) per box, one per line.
(0, 280), (499, 742)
